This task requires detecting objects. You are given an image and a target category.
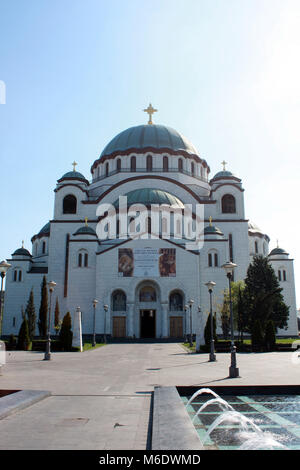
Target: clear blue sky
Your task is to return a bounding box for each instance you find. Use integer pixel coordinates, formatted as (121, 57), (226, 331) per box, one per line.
(0, 0), (299, 305)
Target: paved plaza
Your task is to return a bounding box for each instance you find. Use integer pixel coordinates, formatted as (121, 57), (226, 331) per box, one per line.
(0, 343), (299, 450)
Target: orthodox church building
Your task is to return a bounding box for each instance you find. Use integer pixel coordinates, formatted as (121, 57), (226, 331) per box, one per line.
(2, 106), (298, 341)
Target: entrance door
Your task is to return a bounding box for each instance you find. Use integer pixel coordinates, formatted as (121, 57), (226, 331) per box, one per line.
(140, 310), (156, 338)
(170, 316), (183, 338)
(113, 316), (126, 338)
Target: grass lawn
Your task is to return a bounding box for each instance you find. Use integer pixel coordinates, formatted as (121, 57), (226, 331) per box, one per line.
(82, 342), (106, 351)
(183, 337), (299, 353)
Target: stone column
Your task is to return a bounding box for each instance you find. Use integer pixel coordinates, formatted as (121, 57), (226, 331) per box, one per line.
(161, 303), (168, 338)
(72, 306), (83, 352)
(127, 303), (134, 338)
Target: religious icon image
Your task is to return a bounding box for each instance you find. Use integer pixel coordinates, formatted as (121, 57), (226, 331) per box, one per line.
(118, 248), (134, 277)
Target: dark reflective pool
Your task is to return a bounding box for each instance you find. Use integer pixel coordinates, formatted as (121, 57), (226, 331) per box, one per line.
(182, 394), (300, 450)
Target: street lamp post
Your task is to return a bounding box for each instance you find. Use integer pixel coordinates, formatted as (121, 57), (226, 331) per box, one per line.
(44, 281), (56, 361)
(188, 299), (194, 347)
(222, 261), (239, 378)
(103, 304), (108, 343)
(0, 260), (11, 337)
(92, 299), (98, 347)
(205, 281), (216, 362)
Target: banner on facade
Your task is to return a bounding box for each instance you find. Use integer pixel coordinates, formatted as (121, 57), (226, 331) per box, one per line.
(118, 248), (176, 277)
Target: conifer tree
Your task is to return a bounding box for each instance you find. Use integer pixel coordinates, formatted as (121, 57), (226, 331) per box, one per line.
(204, 313), (217, 347)
(38, 276), (48, 337)
(243, 256), (289, 334)
(17, 308), (31, 351)
(54, 297), (61, 335)
(25, 288), (36, 341)
(59, 312), (73, 351)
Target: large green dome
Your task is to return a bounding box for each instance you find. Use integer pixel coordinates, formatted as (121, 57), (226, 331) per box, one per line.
(113, 188), (185, 208)
(100, 124), (199, 158)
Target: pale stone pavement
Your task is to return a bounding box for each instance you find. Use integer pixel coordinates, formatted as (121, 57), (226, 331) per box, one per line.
(0, 343), (299, 449)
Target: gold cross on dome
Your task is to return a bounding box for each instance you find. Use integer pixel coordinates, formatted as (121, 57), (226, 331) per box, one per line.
(209, 216), (213, 227)
(221, 160), (227, 171)
(72, 161), (78, 172)
(84, 217), (88, 227)
(143, 103), (158, 125)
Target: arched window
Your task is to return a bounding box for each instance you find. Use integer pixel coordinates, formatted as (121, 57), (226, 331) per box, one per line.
(147, 217), (152, 234)
(163, 156), (169, 172)
(208, 251), (218, 267)
(178, 158), (183, 172)
(112, 290), (126, 311)
(283, 270), (287, 281)
(18, 270), (22, 282)
(130, 156), (136, 172)
(116, 158), (121, 171)
(169, 292), (183, 311)
(14, 269), (22, 282)
(191, 161), (195, 176)
(105, 162), (109, 177)
(139, 286), (156, 302)
(278, 270), (282, 281)
(13, 270), (17, 282)
(221, 194), (236, 214)
(200, 166), (204, 178)
(146, 155), (152, 171)
(255, 241), (258, 254)
(42, 241), (46, 254)
(63, 195), (77, 214)
(78, 251), (88, 267)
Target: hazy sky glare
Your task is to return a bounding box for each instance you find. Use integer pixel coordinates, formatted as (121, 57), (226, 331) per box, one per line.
(0, 0), (299, 304)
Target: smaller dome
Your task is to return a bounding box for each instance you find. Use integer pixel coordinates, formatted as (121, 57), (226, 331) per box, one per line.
(204, 225), (223, 236)
(57, 170), (89, 184)
(269, 247), (289, 256)
(74, 225), (97, 236)
(12, 247), (31, 257)
(213, 170), (235, 179)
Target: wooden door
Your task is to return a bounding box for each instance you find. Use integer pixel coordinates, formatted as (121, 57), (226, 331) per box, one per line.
(113, 317), (126, 338)
(170, 316), (183, 338)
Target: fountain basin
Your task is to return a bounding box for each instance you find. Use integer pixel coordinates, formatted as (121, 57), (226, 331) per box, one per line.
(152, 385), (300, 450)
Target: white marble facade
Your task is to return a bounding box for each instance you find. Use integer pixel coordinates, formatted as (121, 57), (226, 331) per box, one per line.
(2, 122), (298, 341)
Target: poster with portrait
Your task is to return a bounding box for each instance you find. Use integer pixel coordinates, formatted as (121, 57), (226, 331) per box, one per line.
(118, 247), (176, 277)
(118, 248), (134, 277)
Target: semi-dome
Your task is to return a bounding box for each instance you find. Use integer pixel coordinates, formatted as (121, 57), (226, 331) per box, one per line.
(38, 222), (50, 235)
(269, 247), (289, 257)
(100, 124), (199, 158)
(74, 225), (97, 236)
(12, 247), (31, 257)
(204, 225), (223, 236)
(113, 188), (185, 208)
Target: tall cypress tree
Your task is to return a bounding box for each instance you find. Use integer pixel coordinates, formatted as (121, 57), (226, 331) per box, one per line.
(54, 297), (60, 335)
(25, 289), (36, 341)
(38, 276), (48, 337)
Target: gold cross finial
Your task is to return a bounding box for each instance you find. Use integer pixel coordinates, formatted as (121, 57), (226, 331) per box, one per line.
(72, 161), (78, 172)
(209, 216), (213, 227)
(221, 160), (227, 171)
(84, 217), (88, 227)
(143, 103), (158, 125)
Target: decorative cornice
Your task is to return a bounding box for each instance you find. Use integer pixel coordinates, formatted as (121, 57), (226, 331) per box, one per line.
(82, 175), (215, 205)
(54, 184), (89, 194)
(210, 182), (244, 194)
